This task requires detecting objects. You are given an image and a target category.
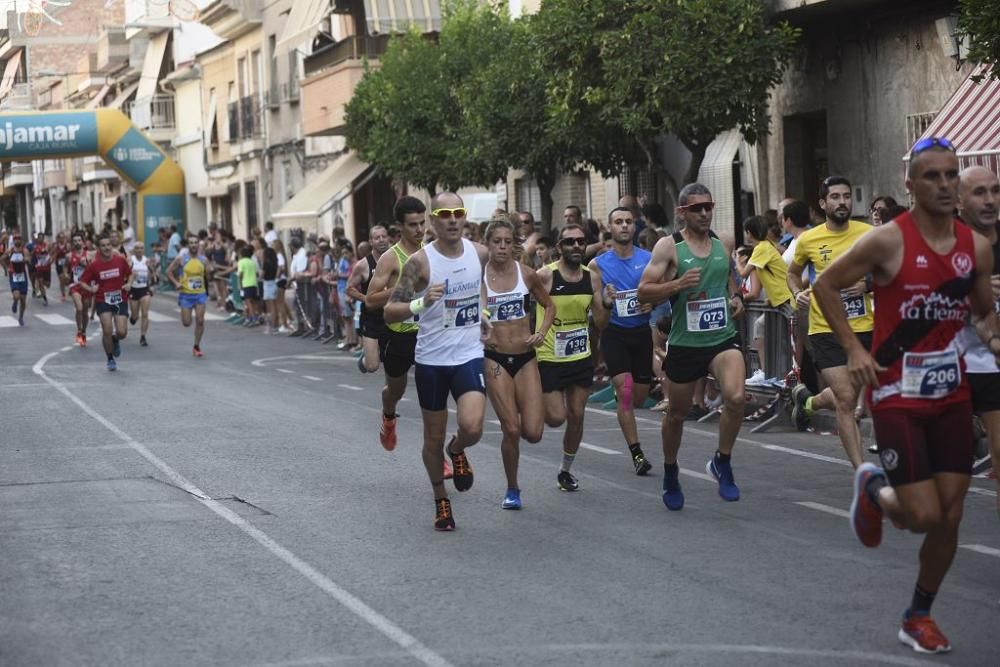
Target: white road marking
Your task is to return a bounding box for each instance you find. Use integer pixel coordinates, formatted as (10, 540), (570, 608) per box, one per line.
(337, 384), (363, 391)
(579, 442), (620, 455)
(147, 311), (175, 322)
(795, 501), (851, 519)
(60, 346), (72, 352)
(959, 543), (1000, 558)
(251, 353), (356, 367)
(34, 313), (74, 325)
(488, 419), (501, 426)
(967, 486), (998, 498)
(31, 349), (452, 667)
(680, 468), (715, 483)
(202, 311), (226, 321)
(756, 443), (851, 466)
(276, 368), (295, 374)
(302, 376), (323, 382)
(0, 315), (20, 327)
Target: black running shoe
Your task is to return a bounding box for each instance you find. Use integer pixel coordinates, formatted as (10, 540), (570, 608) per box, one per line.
(557, 470), (579, 492)
(791, 383), (812, 432)
(130, 315), (138, 325)
(632, 450), (652, 476)
(140, 335), (148, 347)
(434, 497), (455, 531)
(446, 436), (474, 492)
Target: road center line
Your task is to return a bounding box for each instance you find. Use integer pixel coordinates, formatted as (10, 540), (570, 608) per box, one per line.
(337, 384), (363, 391)
(276, 369), (295, 374)
(794, 501), (851, 519)
(579, 442), (620, 455)
(959, 543), (1000, 558)
(302, 376), (323, 382)
(32, 349), (452, 667)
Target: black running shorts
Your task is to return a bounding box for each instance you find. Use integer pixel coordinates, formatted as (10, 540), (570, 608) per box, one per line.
(379, 329), (417, 378)
(872, 401), (974, 486)
(810, 331), (873, 371)
(600, 324), (653, 384)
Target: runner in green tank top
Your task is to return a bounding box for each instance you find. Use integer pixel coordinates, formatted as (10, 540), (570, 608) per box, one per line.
(638, 183), (746, 512)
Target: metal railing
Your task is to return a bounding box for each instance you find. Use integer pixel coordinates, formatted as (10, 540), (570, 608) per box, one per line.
(127, 94), (176, 131)
(304, 34), (391, 78)
(227, 102), (240, 142)
(239, 95), (262, 139)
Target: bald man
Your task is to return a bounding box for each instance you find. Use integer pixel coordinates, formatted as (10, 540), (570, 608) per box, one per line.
(957, 165), (1000, 512)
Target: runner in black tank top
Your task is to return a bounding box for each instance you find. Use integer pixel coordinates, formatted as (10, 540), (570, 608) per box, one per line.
(348, 225), (391, 374)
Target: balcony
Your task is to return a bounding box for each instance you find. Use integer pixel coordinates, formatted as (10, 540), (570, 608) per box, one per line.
(96, 29), (129, 73)
(0, 82), (33, 111)
(3, 162), (33, 188)
(124, 0), (176, 37)
(43, 160), (67, 190)
(72, 53), (107, 95)
(225, 95), (263, 153)
(301, 36), (390, 137)
(198, 0), (261, 42)
(80, 155), (117, 182)
(128, 94), (176, 144)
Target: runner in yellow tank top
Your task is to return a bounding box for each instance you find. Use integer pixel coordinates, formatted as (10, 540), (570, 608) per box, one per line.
(167, 235), (209, 357)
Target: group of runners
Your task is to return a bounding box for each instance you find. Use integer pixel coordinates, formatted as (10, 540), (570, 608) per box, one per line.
(344, 139), (999, 656)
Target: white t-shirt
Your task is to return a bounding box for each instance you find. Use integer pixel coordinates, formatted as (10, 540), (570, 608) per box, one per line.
(264, 229), (278, 247)
(782, 237), (798, 266)
(123, 226), (135, 251)
(290, 248), (308, 275)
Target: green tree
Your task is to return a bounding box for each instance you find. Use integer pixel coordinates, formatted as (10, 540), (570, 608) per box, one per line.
(958, 0), (1000, 81)
(537, 0), (799, 192)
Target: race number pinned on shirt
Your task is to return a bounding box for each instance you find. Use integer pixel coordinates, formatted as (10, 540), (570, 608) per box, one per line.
(841, 290), (866, 320)
(901, 349), (960, 399)
(487, 292), (526, 321)
(133, 273), (148, 288)
(187, 277), (203, 292)
(554, 327), (589, 358)
(11, 272), (25, 282)
(72, 266), (85, 282)
(444, 295), (479, 328)
(686, 297), (728, 332)
(614, 289), (641, 318)
(104, 290), (123, 306)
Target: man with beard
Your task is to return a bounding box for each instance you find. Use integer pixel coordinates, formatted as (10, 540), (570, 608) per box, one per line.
(349, 224), (391, 373)
(956, 166), (1000, 511)
(534, 223), (596, 491)
(787, 176), (874, 467)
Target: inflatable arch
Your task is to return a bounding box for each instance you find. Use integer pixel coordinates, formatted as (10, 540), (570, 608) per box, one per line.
(0, 109), (184, 251)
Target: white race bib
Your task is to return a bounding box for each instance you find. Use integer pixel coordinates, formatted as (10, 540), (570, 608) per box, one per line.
(488, 292), (526, 321)
(186, 277), (203, 292)
(686, 297), (728, 332)
(443, 295), (479, 328)
(104, 290), (123, 306)
(841, 290), (867, 320)
(554, 327), (589, 358)
(72, 266), (84, 281)
(11, 272), (25, 282)
(614, 289), (641, 318)
(901, 349), (960, 399)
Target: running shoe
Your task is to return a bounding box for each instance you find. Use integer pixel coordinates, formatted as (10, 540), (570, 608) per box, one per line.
(192, 346), (204, 358)
(79, 333), (86, 347)
(42, 295), (47, 306)
(685, 404), (709, 421)
(11, 302), (16, 313)
(662, 466), (684, 511)
(357, 354), (367, 374)
(140, 336), (148, 347)
(112, 337), (121, 358)
(379, 413), (397, 451)
(745, 368), (767, 386)
(501, 488), (522, 510)
(447, 437), (474, 491)
(130, 315), (138, 325)
(443, 457), (453, 480)
(107, 358), (117, 372)
(706, 455), (740, 501)
(557, 470), (579, 492)
(434, 497), (455, 532)
(791, 383), (812, 432)
(74, 332), (83, 346)
(18, 314), (23, 326)
(850, 462), (885, 548)
(898, 613), (952, 654)
(632, 450), (652, 476)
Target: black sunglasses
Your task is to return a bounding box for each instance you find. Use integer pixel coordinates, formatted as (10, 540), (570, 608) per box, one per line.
(910, 136), (956, 159)
(560, 238), (587, 247)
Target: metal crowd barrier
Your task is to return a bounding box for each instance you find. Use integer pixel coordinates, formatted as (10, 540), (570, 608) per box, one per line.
(738, 300), (795, 381)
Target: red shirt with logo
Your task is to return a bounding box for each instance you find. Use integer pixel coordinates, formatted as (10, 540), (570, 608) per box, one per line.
(79, 253), (131, 305)
(870, 211), (976, 410)
(32, 242), (51, 268)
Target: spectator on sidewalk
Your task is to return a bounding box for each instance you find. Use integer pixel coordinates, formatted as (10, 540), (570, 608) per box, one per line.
(288, 237), (313, 336)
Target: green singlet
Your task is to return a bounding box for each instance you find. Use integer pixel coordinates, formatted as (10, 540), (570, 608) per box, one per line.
(668, 232), (737, 348)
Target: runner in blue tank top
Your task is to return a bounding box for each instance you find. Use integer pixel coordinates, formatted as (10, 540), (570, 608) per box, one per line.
(590, 207), (655, 475)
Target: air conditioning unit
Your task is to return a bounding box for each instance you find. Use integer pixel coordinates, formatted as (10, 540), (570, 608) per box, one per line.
(936, 16), (969, 60)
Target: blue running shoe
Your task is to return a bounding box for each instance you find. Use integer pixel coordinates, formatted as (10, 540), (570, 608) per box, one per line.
(662, 467), (684, 511)
(501, 488), (522, 510)
(107, 358), (117, 372)
(112, 337), (121, 358)
(707, 456), (740, 501)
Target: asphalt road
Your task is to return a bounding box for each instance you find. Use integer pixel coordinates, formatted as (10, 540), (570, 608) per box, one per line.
(2, 286), (998, 667)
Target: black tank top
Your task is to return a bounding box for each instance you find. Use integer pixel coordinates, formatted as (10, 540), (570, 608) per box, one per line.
(360, 254), (381, 319)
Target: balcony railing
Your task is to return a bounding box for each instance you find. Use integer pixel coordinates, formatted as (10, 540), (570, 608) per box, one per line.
(239, 95), (262, 140)
(282, 80), (299, 103)
(127, 94), (176, 132)
(0, 82), (32, 110)
(227, 101), (240, 142)
(304, 34), (391, 78)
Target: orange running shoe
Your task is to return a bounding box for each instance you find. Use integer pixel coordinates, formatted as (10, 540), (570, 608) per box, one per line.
(379, 413), (397, 451)
(434, 497), (455, 531)
(850, 462), (884, 548)
(192, 346), (204, 358)
(899, 614), (951, 654)
(446, 436), (474, 492)
(79, 333), (87, 347)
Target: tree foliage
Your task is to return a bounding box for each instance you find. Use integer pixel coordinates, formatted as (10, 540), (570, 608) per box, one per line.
(958, 0), (1000, 82)
(537, 0), (799, 186)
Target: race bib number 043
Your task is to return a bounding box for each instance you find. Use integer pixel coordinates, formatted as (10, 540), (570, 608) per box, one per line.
(614, 289), (641, 318)
(841, 290), (867, 320)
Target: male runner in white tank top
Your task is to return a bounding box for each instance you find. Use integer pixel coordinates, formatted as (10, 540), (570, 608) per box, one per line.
(384, 192), (490, 531)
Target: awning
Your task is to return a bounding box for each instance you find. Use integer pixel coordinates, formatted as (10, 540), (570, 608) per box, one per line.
(196, 183), (229, 198)
(364, 0), (442, 35)
(136, 33), (169, 101)
(108, 81), (139, 110)
(275, 0), (331, 56)
(85, 82), (112, 109)
(904, 65), (1000, 174)
(0, 50), (22, 101)
(273, 152), (369, 228)
(697, 129), (742, 239)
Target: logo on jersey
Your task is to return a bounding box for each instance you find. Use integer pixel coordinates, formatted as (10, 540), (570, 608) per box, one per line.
(951, 252), (973, 277)
(99, 268), (120, 280)
(818, 244), (833, 265)
(898, 292), (968, 322)
(916, 255), (928, 268)
(880, 448), (899, 471)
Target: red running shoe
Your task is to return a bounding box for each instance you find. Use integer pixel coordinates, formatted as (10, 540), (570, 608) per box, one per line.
(850, 462), (885, 547)
(442, 457), (453, 480)
(379, 413), (397, 451)
(899, 614), (951, 654)
(434, 497), (455, 531)
(192, 346), (204, 358)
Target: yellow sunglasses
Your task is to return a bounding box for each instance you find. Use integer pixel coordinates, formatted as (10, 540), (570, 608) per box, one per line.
(431, 207), (468, 220)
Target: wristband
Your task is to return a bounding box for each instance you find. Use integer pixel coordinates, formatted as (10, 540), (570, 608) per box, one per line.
(482, 307), (491, 319)
(409, 297), (426, 315)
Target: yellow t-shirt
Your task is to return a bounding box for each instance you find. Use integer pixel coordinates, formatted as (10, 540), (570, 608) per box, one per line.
(749, 240), (792, 308)
(793, 220), (873, 335)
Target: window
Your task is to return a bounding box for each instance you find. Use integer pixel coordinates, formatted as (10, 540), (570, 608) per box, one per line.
(251, 50), (262, 95)
(268, 35), (279, 96)
(245, 180), (259, 233)
(238, 57), (248, 98)
(514, 177), (542, 220)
